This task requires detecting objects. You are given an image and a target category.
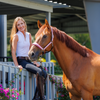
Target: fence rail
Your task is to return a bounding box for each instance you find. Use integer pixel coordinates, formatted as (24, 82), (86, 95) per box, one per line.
(0, 62), (62, 100)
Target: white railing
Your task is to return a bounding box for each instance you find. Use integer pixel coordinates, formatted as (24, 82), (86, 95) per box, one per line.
(0, 62), (62, 100)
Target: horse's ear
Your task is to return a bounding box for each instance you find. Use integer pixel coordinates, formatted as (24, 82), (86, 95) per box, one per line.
(37, 20), (42, 28)
(45, 19), (50, 29)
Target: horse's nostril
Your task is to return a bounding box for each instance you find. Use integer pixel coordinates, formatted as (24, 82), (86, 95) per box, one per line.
(32, 52), (34, 57)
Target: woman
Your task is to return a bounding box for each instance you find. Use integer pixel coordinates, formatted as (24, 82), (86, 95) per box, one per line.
(10, 17), (47, 100)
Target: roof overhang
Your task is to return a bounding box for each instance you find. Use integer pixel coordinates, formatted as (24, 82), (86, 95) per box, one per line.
(30, 0), (69, 8)
(0, 0), (53, 12)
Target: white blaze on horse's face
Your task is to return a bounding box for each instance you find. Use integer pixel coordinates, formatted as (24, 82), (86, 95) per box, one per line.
(28, 20), (52, 61)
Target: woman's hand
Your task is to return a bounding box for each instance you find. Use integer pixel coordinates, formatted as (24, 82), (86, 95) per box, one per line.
(33, 61), (40, 67)
(17, 65), (23, 70)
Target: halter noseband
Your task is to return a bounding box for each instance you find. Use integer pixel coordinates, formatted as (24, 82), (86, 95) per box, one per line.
(32, 27), (54, 54)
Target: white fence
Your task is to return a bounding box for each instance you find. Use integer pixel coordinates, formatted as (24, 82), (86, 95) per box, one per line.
(0, 62), (62, 100)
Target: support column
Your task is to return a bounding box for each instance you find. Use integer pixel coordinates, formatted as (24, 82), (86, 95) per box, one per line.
(46, 12), (51, 100)
(83, 0), (100, 54)
(0, 15), (7, 58)
(46, 12), (51, 62)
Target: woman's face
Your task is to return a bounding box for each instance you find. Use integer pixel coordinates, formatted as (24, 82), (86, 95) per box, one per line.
(17, 20), (26, 33)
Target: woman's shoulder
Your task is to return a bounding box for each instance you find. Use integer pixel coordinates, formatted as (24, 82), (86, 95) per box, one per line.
(26, 32), (31, 37)
(13, 34), (18, 38)
(26, 32), (31, 35)
(12, 34), (18, 41)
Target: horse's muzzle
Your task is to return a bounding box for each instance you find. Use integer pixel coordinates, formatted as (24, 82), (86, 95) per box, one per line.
(28, 51), (40, 61)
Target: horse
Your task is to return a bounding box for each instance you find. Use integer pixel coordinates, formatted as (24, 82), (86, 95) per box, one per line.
(28, 19), (100, 100)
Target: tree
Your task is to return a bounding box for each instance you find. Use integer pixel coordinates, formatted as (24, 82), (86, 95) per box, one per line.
(70, 33), (91, 49)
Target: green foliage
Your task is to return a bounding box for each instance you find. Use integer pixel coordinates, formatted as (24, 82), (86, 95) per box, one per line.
(51, 52), (63, 74)
(93, 96), (100, 100)
(69, 33), (91, 49)
(7, 37), (13, 61)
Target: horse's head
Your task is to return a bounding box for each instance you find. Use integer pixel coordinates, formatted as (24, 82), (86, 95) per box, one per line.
(28, 19), (54, 61)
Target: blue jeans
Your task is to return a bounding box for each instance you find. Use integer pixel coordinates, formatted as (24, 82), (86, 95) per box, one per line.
(17, 58), (47, 79)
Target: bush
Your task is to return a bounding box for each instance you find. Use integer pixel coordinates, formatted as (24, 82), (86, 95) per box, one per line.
(57, 83), (70, 100)
(54, 65), (63, 75)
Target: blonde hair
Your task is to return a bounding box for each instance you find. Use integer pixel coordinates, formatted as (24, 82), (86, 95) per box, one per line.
(10, 17), (27, 45)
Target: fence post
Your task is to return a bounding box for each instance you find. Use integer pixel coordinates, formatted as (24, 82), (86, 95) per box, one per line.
(2, 65), (5, 88)
(8, 67), (11, 89)
(21, 70), (24, 100)
(25, 71), (29, 100)
(48, 63), (51, 99)
(14, 68), (17, 89)
(32, 74), (35, 99)
(46, 75), (49, 100)
(51, 83), (54, 100)
(29, 73), (33, 100)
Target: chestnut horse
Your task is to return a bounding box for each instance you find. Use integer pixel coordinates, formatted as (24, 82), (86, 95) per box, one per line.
(28, 19), (100, 100)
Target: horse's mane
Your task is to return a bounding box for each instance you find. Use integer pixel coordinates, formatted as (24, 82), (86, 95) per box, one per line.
(52, 27), (89, 57)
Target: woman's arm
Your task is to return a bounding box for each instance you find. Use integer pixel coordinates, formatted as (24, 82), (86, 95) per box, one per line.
(11, 34), (23, 69)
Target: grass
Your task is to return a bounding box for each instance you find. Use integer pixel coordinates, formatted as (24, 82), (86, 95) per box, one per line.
(55, 74), (63, 77)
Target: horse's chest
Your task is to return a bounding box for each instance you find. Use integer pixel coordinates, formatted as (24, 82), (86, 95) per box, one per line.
(63, 73), (81, 96)
(64, 79), (81, 96)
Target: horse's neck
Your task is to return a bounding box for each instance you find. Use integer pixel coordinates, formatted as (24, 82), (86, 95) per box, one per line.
(52, 37), (81, 77)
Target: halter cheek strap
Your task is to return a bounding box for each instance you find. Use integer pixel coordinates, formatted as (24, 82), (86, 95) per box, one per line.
(32, 27), (54, 51)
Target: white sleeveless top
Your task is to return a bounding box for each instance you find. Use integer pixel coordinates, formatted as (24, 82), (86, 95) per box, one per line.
(16, 31), (30, 57)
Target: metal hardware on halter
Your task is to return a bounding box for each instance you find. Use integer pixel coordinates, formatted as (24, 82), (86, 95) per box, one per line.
(32, 27), (54, 53)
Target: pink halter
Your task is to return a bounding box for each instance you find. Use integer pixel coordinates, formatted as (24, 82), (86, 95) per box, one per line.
(32, 27), (54, 51)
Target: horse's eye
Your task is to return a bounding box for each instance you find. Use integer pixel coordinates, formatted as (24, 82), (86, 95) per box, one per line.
(43, 35), (47, 38)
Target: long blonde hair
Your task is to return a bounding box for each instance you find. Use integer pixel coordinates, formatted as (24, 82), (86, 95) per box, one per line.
(10, 17), (27, 45)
